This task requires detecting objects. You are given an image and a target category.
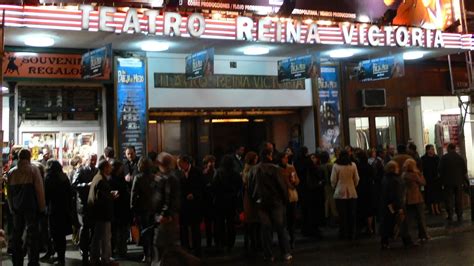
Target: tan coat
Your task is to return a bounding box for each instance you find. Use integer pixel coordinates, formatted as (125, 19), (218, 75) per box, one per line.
(402, 171), (426, 205)
(330, 163), (359, 199)
(281, 165), (300, 203)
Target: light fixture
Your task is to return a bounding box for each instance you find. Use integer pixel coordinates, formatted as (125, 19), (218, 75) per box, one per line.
(140, 41), (170, 52)
(403, 51), (425, 60)
(24, 35), (55, 47)
(243, 46), (270, 56)
(358, 15), (371, 23)
(1, 86), (8, 92)
(329, 49), (355, 58)
(210, 118), (249, 123)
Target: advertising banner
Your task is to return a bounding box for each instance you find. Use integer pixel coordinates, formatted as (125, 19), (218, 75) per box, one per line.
(185, 48), (214, 80)
(358, 55), (405, 82)
(277, 54), (319, 83)
(82, 44), (112, 80)
(440, 114), (460, 152)
(116, 57), (147, 159)
(318, 65), (341, 152)
(2, 52), (82, 79)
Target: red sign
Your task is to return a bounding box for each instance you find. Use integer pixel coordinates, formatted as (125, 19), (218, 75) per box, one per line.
(3, 52), (82, 79)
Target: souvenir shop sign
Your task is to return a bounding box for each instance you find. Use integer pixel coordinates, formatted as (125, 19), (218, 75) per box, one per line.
(116, 58), (147, 159)
(154, 73), (305, 90)
(318, 65), (341, 153)
(278, 54), (318, 83)
(2, 52), (82, 79)
(185, 48), (214, 80)
(82, 44), (112, 80)
(358, 55), (405, 82)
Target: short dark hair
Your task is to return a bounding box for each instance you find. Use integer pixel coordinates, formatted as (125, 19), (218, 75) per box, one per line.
(407, 143), (417, 152)
(260, 148), (273, 163)
(397, 144), (407, 154)
(98, 159), (110, 172)
(126, 146), (136, 152)
(319, 151), (330, 164)
(138, 157), (153, 173)
(447, 143), (456, 151)
(425, 144), (434, 152)
(19, 149), (31, 161)
(148, 151), (158, 162)
(104, 147), (115, 158)
(275, 152), (288, 168)
(179, 155), (193, 164)
(202, 155), (216, 165)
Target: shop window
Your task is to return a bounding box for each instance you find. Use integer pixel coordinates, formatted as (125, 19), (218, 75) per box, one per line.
(349, 117), (370, 150)
(375, 116), (397, 148)
(18, 86), (101, 121)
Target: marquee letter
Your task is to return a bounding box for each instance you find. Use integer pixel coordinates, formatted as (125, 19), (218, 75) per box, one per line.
(306, 23), (320, 44)
(145, 10), (158, 34)
(188, 13), (206, 37)
(425, 29), (432, 48)
(99, 6), (116, 32)
(383, 26), (393, 46)
(236, 16), (254, 41)
(258, 17), (272, 42)
(358, 24), (367, 45)
(164, 12), (182, 36)
(367, 25), (380, 46)
(395, 26), (409, 47)
(275, 22), (283, 42)
(411, 27), (424, 47)
(286, 20), (301, 43)
(341, 23), (355, 44)
(433, 30), (445, 48)
(79, 4), (93, 30)
(122, 8), (141, 33)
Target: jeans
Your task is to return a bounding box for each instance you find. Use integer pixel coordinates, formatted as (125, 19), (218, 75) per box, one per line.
(258, 204), (290, 258)
(335, 199), (357, 240)
(90, 221), (112, 264)
(444, 185), (464, 220)
(11, 212), (40, 266)
(78, 212), (94, 259)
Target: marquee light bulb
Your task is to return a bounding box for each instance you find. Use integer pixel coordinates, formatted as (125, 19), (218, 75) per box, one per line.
(24, 35), (55, 47)
(403, 51), (425, 60)
(140, 41), (170, 52)
(329, 49), (355, 58)
(243, 46), (270, 55)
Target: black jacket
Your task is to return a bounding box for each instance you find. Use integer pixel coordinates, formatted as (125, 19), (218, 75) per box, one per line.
(179, 166), (205, 222)
(153, 171), (181, 218)
(71, 165), (98, 215)
(381, 173), (404, 214)
(88, 173), (114, 222)
(249, 162), (288, 208)
(131, 172), (156, 215)
(439, 151), (468, 187)
(212, 168), (243, 210)
(110, 173), (131, 224)
(44, 172), (73, 235)
(421, 154), (440, 185)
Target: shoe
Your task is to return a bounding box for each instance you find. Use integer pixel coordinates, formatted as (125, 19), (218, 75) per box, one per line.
(283, 253), (293, 261)
(40, 251), (54, 261)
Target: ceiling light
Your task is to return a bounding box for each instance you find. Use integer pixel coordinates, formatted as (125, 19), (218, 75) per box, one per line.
(140, 41), (169, 52)
(403, 51), (425, 60)
(329, 49), (355, 58)
(24, 35), (55, 47)
(243, 46), (270, 55)
(358, 15), (371, 23)
(1, 86), (8, 92)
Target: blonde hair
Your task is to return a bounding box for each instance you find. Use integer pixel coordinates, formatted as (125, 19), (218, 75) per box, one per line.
(402, 158), (419, 173)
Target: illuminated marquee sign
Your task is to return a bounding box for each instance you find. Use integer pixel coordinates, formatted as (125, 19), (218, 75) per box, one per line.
(0, 5), (473, 50)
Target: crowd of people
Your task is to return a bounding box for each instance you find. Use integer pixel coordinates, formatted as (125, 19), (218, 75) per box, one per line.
(1, 140), (470, 265)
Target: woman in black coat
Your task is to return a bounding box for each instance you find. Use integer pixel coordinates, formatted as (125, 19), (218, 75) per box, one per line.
(355, 150), (376, 235)
(212, 154), (243, 252)
(44, 159), (73, 266)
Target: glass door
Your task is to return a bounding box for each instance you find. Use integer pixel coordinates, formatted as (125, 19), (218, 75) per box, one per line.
(348, 117), (370, 151)
(375, 116), (397, 148)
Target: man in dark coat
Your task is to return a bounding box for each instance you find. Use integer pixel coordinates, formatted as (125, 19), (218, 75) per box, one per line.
(439, 143), (468, 222)
(71, 153), (98, 264)
(177, 155), (204, 257)
(232, 145), (245, 176)
(421, 144), (441, 215)
(248, 148), (292, 262)
(123, 146), (140, 187)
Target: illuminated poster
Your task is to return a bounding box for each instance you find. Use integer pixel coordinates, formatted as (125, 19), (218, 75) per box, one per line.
(185, 48), (214, 80)
(318, 65), (340, 153)
(116, 57), (147, 159)
(358, 55), (404, 82)
(277, 54), (319, 83)
(82, 44), (112, 80)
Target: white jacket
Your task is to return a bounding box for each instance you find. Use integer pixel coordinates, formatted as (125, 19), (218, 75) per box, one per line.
(330, 162), (360, 199)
